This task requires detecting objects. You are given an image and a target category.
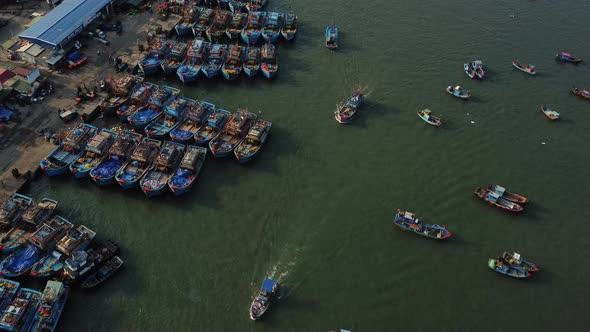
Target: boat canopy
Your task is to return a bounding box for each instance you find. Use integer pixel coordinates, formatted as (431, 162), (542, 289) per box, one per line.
(41, 281), (64, 302)
(86, 131), (112, 154)
(494, 185), (506, 195)
(63, 125), (92, 149)
(561, 52), (571, 58)
(180, 148), (201, 170)
(487, 191), (500, 202)
(262, 278), (276, 293)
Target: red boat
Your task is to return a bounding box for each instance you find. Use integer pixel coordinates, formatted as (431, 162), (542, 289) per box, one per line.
(474, 187), (523, 213)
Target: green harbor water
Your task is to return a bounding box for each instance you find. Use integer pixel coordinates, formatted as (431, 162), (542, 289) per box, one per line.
(22, 0), (590, 330)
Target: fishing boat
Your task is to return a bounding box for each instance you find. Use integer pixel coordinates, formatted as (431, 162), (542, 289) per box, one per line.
(260, 43), (278, 79)
(29, 251), (65, 279)
(501, 252), (539, 272)
(556, 52), (582, 63)
(472, 60), (485, 79)
(488, 258), (531, 279)
(325, 24), (338, 49)
(234, 119), (271, 163)
(175, 6), (199, 36)
(445, 85), (471, 99)
(81, 256), (123, 289)
(161, 41), (188, 76)
(249, 277), (279, 320)
(241, 11), (267, 44)
(0, 287), (42, 331)
(145, 96), (189, 139)
(222, 44), (244, 80)
(571, 87), (590, 100)
(192, 8), (215, 36)
(90, 131), (143, 186)
(393, 210), (452, 240)
(18, 198), (57, 228)
(540, 104), (560, 120)
(0, 279), (19, 312)
(0, 199), (58, 254)
(261, 12), (284, 43)
(209, 109), (257, 157)
(229, 0), (247, 12)
(226, 11), (248, 40)
(206, 10), (232, 42)
(463, 62), (476, 79)
(168, 146), (207, 195)
(138, 52), (163, 76)
(177, 38), (211, 84)
(27, 281), (69, 332)
(246, 0), (267, 13)
(140, 141), (185, 198)
(28, 217), (74, 251)
(334, 90), (365, 124)
(61, 240), (119, 284)
(417, 109), (443, 127)
(512, 60), (536, 75)
(69, 128), (117, 179)
(40, 124), (99, 176)
(280, 11), (297, 41)
(0, 194), (33, 227)
(129, 85), (180, 131)
(170, 101), (216, 143)
(487, 185), (529, 204)
(194, 108), (232, 146)
(115, 137), (162, 190)
(473, 187), (524, 213)
(56, 225), (96, 256)
(201, 44), (228, 79)
(243, 47), (261, 77)
(117, 82), (155, 122)
(99, 75), (137, 114)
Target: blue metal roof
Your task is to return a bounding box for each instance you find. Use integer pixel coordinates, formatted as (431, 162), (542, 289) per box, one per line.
(262, 278), (276, 293)
(19, 0), (111, 50)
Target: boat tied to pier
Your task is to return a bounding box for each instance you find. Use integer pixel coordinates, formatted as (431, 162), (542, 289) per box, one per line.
(222, 44), (245, 80)
(260, 43), (278, 79)
(69, 128), (118, 179)
(209, 109), (257, 158)
(170, 101), (216, 143)
(40, 123), (99, 176)
(194, 108), (232, 146)
(28, 280), (69, 332)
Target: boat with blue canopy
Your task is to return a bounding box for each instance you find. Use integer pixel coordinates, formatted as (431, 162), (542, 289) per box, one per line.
(90, 130), (143, 186)
(27, 280), (69, 332)
(140, 141), (185, 198)
(249, 277), (279, 320)
(168, 145), (207, 195)
(0, 287), (42, 331)
(177, 38), (211, 84)
(210, 108), (257, 158)
(241, 12), (267, 44)
(69, 128), (118, 179)
(175, 6), (198, 36)
(222, 45), (245, 80)
(40, 124), (99, 176)
(0, 279), (19, 313)
(129, 85), (179, 131)
(445, 85), (471, 99)
(192, 8), (215, 36)
(145, 96), (190, 139)
(0, 198), (57, 254)
(226, 11), (248, 40)
(29, 250), (65, 279)
(116, 82), (155, 122)
(281, 11), (297, 41)
(243, 46), (261, 77)
(474, 187), (524, 213)
(194, 109), (232, 146)
(488, 258), (531, 279)
(325, 24), (338, 49)
(262, 12), (284, 43)
(170, 100), (215, 144)
(234, 119), (271, 163)
(556, 52), (582, 63)
(393, 210), (452, 240)
(115, 137), (162, 190)
(417, 109), (443, 127)
(99, 75), (137, 114)
(0, 194), (33, 227)
(260, 43), (277, 79)
(206, 10), (232, 42)
(161, 41), (188, 76)
(512, 60), (536, 75)
(463, 63), (476, 79)
(201, 44), (228, 79)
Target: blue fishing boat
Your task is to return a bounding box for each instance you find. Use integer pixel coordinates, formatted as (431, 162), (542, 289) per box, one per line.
(0, 287), (42, 331)
(138, 52), (162, 76)
(27, 281), (69, 332)
(62, 240), (119, 284)
(175, 6), (199, 36)
(129, 85), (180, 131)
(69, 128), (117, 179)
(115, 137), (162, 190)
(168, 145), (207, 195)
(260, 43), (278, 79)
(556, 52), (582, 63)
(90, 131), (143, 186)
(445, 85), (471, 99)
(334, 90), (364, 124)
(243, 46), (261, 77)
(161, 41), (188, 75)
(201, 44), (228, 79)
(249, 277), (279, 320)
(262, 12), (284, 43)
(281, 11), (297, 41)
(145, 96), (189, 139)
(0, 279), (19, 313)
(210, 109), (257, 158)
(241, 11), (266, 44)
(206, 10), (232, 42)
(177, 38), (211, 84)
(192, 8), (215, 36)
(40, 124), (98, 176)
(488, 258), (531, 279)
(226, 11), (248, 40)
(0, 198), (57, 254)
(0, 194), (33, 227)
(325, 24), (338, 49)
(222, 44), (244, 80)
(393, 210), (452, 240)
(56, 224), (96, 257)
(194, 109), (231, 146)
(116, 82), (154, 122)
(417, 109), (443, 127)
(170, 100), (215, 143)
(99, 75), (137, 114)
(464, 60), (484, 79)
(140, 141), (185, 198)
(29, 251), (65, 279)
(234, 119), (271, 163)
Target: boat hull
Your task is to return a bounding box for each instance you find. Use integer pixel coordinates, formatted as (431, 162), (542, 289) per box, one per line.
(139, 63), (161, 76)
(177, 66), (200, 83)
(71, 168), (91, 179)
(243, 66), (259, 77)
(241, 32), (261, 44)
(39, 164), (69, 176)
(141, 185), (166, 198)
(222, 69), (240, 80)
(175, 25), (191, 36)
(261, 69), (276, 79)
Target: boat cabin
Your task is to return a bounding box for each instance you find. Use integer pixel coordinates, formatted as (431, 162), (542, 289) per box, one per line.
(228, 12), (247, 31)
(245, 124), (265, 144)
(86, 131), (113, 155)
(179, 148), (202, 170)
(56, 225), (96, 256)
(209, 44), (227, 61)
(110, 75), (135, 95)
(226, 110), (252, 135)
(64, 241), (117, 279)
(486, 191), (501, 203)
(148, 88), (173, 109)
(28, 217), (73, 250)
(196, 9), (215, 28)
(187, 38), (209, 59)
(131, 84), (153, 103)
(110, 136), (136, 157)
(493, 185), (506, 196)
(261, 278), (277, 297)
(131, 145), (152, 164)
(170, 42), (188, 60)
(208, 111), (227, 128)
(63, 125), (93, 150)
(154, 145), (182, 172)
(261, 44), (276, 60)
(165, 97), (188, 117)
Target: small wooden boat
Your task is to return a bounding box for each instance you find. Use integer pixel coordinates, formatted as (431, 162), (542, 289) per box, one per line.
(194, 109), (232, 146)
(445, 85), (471, 99)
(335, 90), (365, 124)
(81, 256), (123, 289)
(29, 251), (66, 279)
(393, 210), (451, 240)
(0, 287), (42, 330)
(0, 278), (20, 312)
(417, 109), (443, 127)
(556, 52), (582, 63)
(260, 43), (278, 79)
(249, 277), (279, 320)
(145, 96), (190, 139)
(502, 252), (538, 272)
(540, 104), (560, 120)
(281, 11), (297, 41)
(40, 124), (99, 176)
(168, 146), (207, 195)
(512, 60), (536, 75)
(243, 46), (261, 77)
(19, 198), (58, 227)
(226, 11), (248, 40)
(0, 194), (33, 227)
(234, 119), (271, 163)
(472, 60), (485, 79)
(325, 24), (338, 49)
(69, 128), (117, 179)
(571, 87), (590, 100)
(474, 187), (523, 213)
(177, 38), (211, 84)
(241, 11), (266, 44)
(161, 41), (188, 75)
(487, 185), (529, 204)
(222, 44), (244, 80)
(262, 12), (284, 43)
(170, 101), (216, 143)
(140, 141), (185, 198)
(201, 44), (228, 79)
(463, 62), (476, 79)
(209, 109), (257, 158)
(192, 8), (215, 36)
(90, 130), (143, 186)
(206, 10), (232, 42)
(56, 224), (96, 256)
(488, 258), (531, 279)
(115, 137), (162, 190)
(28, 280), (69, 332)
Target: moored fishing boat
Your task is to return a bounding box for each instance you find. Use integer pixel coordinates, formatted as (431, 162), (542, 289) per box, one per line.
(234, 119), (271, 163)
(81, 256), (124, 289)
(116, 82), (155, 122)
(280, 11), (297, 41)
(245, 0), (267, 13)
(192, 8), (215, 36)
(0, 194), (33, 227)
(18, 198), (57, 228)
(417, 109), (443, 127)
(556, 52), (582, 63)
(0, 287), (42, 331)
(194, 108), (232, 146)
(170, 100), (215, 143)
(209, 108), (257, 157)
(501, 252), (539, 272)
(61, 240), (119, 284)
(512, 60), (536, 75)
(334, 90), (364, 124)
(260, 43), (278, 79)
(262, 12), (284, 43)
(243, 46), (261, 77)
(140, 141), (185, 198)
(249, 277), (279, 320)
(175, 6), (199, 36)
(0, 279), (19, 312)
(99, 75), (136, 114)
(177, 38), (211, 84)
(474, 187), (524, 213)
(90, 130), (143, 186)
(463, 62), (476, 79)
(488, 258), (531, 279)
(570, 87), (590, 100)
(69, 128), (117, 179)
(540, 104), (560, 120)
(138, 52), (163, 76)
(201, 44), (228, 79)
(0, 199), (57, 254)
(487, 185), (529, 204)
(168, 146), (207, 195)
(445, 85), (471, 99)
(56, 225), (96, 257)
(325, 24), (338, 49)
(229, 0), (248, 14)
(472, 60), (485, 79)
(28, 280), (69, 332)
(29, 251), (65, 279)
(222, 44), (244, 80)
(241, 11), (266, 44)
(129, 85), (180, 131)
(115, 137), (162, 190)
(393, 210), (452, 239)
(226, 11), (248, 40)
(145, 96), (190, 139)
(161, 41), (188, 76)
(40, 124), (98, 176)
(206, 10), (232, 42)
